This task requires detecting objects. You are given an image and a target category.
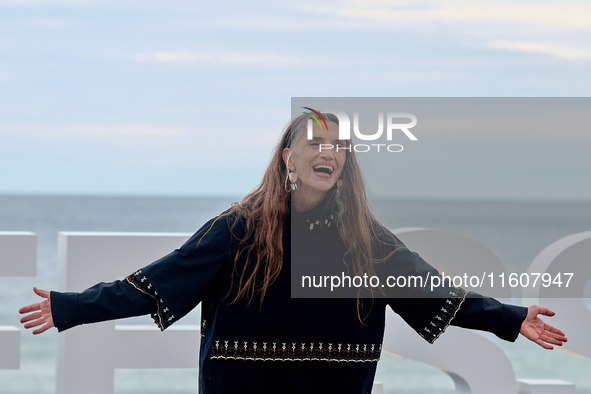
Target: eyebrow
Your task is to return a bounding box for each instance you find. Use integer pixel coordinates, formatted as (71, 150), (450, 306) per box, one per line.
(311, 137), (347, 145)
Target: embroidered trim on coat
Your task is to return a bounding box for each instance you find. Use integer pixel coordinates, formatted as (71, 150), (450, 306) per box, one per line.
(419, 287), (467, 344)
(125, 269), (175, 331)
(306, 214), (334, 232)
(210, 340), (381, 362)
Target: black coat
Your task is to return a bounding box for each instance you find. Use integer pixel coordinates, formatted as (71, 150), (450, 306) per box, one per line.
(52, 203), (527, 393)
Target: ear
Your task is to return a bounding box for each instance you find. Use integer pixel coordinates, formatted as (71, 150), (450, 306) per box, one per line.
(282, 148), (293, 170)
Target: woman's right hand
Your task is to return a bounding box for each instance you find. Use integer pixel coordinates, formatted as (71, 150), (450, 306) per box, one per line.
(19, 287), (55, 334)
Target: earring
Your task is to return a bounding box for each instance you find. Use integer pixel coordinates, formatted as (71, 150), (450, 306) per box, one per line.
(288, 171), (298, 191)
(285, 171), (298, 192)
(337, 178), (343, 188)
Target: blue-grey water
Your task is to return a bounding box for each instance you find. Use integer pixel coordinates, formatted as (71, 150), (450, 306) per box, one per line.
(0, 195), (590, 393)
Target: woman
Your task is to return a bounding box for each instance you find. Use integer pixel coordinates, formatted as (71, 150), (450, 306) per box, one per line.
(20, 113), (567, 393)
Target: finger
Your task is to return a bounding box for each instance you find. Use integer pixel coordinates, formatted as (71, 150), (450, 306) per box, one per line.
(535, 307), (555, 317)
(18, 303), (41, 314)
(20, 312), (42, 324)
(33, 324), (52, 335)
(544, 329), (568, 342)
(33, 287), (50, 299)
(535, 338), (554, 350)
(540, 334), (564, 346)
(546, 334), (568, 344)
(24, 317), (47, 329)
(544, 324), (565, 337)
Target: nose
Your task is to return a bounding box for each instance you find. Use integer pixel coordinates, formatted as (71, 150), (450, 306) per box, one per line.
(319, 145), (336, 160)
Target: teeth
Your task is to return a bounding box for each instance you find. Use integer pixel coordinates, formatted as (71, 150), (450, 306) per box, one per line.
(313, 165), (333, 174)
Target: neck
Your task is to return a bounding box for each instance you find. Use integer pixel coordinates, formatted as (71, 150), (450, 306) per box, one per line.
(292, 189), (327, 212)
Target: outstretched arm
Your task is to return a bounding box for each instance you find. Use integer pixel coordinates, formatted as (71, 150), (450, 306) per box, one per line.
(520, 305), (567, 350)
(19, 281), (157, 333)
(19, 287), (54, 335)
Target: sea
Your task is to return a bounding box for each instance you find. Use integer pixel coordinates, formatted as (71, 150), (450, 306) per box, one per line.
(0, 195), (590, 394)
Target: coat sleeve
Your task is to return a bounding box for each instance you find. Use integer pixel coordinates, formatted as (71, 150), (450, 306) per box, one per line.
(450, 294), (527, 342)
(380, 231), (527, 344)
(51, 280), (156, 332)
(51, 214), (236, 332)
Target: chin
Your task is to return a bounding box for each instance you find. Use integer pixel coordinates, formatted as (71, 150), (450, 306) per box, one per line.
(314, 183), (336, 193)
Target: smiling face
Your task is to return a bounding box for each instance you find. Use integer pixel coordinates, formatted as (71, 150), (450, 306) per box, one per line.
(282, 120), (347, 211)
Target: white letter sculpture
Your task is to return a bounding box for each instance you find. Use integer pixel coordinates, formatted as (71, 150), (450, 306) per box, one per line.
(57, 232), (200, 394)
(0, 232), (36, 369)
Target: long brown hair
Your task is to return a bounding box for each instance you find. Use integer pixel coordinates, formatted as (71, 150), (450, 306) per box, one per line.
(219, 113), (386, 318)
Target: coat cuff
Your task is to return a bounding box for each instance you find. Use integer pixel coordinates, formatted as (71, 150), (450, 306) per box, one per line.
(421, 287), (467, 344)
(496, 304), (528, 342)
(125, 269), (175, 331)
(50, 291), (82, 332)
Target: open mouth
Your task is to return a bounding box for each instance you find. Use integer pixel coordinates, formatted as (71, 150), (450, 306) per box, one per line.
(313, 164), (334, 175)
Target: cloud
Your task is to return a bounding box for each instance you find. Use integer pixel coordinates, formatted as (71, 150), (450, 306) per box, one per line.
(486, 40), (591, 61)
(0, 123), (279, 158)
(301, 0), (591, 29)
(413, 108), (591, 141)
(195, 15), (389, 32)
(363, 71), (464, 81)
(128, 51), (331, 67)
(294, 1), (591, 62)
(171, 1), (591, 64)
(0, 0), (90, 5)
(192, 1), (591, 36)
(0, 124), (188, 138)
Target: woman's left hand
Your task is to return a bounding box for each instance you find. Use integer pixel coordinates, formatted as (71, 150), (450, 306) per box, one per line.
(520, 305), (567, 349)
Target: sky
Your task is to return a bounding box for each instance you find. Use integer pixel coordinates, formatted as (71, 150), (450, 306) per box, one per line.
(1, 0), (590, 200)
